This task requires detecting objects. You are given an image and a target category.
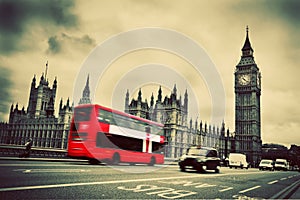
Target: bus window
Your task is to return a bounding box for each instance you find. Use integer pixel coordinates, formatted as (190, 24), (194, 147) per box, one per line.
(98, 109), (114, 124)
(145, 126), (151, 133)
(96, 132), (115, 148)
(113, 113), (128, 128)
(152, 142), (165, 153)
(74, 107), (92, 121)
(152, 126), (163, 135)
(71, 132), (87, 141)
(108, 134), (143, 152)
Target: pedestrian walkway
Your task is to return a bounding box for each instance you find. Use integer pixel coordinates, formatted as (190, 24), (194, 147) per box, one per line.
(0, 156), (177, 165)
(0, 156), (85, 162)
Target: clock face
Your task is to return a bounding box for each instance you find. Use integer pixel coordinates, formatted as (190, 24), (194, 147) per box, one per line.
(238, 74), (250, 85)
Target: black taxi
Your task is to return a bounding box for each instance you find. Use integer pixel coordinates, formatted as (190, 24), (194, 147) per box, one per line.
(178, 146), (221, 173)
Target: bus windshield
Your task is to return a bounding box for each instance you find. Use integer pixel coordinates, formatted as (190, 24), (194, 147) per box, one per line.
(74, 107), (92, 121)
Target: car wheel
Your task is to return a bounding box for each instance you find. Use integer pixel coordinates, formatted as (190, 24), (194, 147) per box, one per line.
(180, 167), (186, 172)
(196, 165), (204, 173)
(215, 168), (220, 173)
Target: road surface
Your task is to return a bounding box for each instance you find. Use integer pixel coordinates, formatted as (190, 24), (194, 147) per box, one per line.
(0, 159), (299, 199)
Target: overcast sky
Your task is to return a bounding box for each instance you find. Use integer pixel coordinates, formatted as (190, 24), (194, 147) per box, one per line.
(0, 0), (299, 147)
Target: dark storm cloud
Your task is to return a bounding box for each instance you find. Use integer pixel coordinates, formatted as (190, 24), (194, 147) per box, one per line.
(234, 0), (300, 29)
(233, 0), (300, 49)
(266, 0), (300, 28)
(0, 0), (77, 54)
(47, 33), (96, 54)
(47, 36), (61, 54)
(265, 0), (300, 48)
(0, 66), (13, 121)
(61, 33), (95, 46)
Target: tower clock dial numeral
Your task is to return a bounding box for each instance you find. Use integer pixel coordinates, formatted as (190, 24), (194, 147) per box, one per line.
(238, 74), (250, 85)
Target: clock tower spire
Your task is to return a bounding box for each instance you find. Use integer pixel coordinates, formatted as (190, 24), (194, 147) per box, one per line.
(242, 26), (253, 55)
(234, 26), (262, 167)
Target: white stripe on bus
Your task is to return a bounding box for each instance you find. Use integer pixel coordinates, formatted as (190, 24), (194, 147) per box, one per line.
(109, 125), (162, 143)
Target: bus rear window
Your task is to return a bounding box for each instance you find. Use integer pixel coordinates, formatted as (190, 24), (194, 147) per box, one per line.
(71, 132), (87, 141)
(74, 107), (92, 121)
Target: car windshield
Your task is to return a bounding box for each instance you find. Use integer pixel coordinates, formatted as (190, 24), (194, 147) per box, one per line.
(261, 161), (271, 164)
(187, 148), (208, 156)
(276, 161), (286, 165)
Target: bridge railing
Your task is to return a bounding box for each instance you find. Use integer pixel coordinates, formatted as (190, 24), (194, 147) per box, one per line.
(0, 144), (67, 158)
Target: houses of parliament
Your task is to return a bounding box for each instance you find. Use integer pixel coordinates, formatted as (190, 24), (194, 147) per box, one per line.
(124, 86), (230, 159)
(0, 28), (262, 165)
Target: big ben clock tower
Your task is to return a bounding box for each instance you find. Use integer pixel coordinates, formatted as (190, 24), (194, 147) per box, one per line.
(234, 27), (262, 166)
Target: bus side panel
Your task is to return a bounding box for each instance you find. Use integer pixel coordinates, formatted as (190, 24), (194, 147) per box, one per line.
(118, 150), (148, 163)
(91, 147), (118, 161)
(117, 150), (164, 164)
(154, 153), (164, 164)
(68, 140), (94, 159)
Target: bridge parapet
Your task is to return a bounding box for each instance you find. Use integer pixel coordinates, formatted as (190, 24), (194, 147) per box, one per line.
(0, 144), (67, 158)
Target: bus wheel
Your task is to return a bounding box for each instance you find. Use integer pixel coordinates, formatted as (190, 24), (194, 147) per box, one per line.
(88, 159), (100, 165)
(112, 153), (120, 165)
(149, 157), (156, 166)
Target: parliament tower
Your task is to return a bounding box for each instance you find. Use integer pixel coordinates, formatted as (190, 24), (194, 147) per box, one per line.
(234, 27), (262, 166)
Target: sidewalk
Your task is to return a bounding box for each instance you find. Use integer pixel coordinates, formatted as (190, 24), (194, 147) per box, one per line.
(0, 156), (86, 162)
(0, 156), (177, 165)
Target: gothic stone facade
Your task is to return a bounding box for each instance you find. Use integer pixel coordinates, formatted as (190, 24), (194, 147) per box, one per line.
(125, 85), (229, 158)
(0, 69), (73, 149)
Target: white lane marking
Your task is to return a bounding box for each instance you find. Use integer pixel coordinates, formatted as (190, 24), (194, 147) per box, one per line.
(0, 170), (274, 192)
(1, 164), (89, 167)
(117, 184), (197, 199)
(219, 187), (233, 192)
(13, 169), (91, 173)
(280, 177), (287, 180)
(268, 180), (278, 185)
(0, 174), (209, 192)
(239, 185), (261, 194)
(0, 171), (249, 192)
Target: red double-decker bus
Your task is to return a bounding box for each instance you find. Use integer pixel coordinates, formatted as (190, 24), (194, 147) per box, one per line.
(67, 104), (165, 165)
